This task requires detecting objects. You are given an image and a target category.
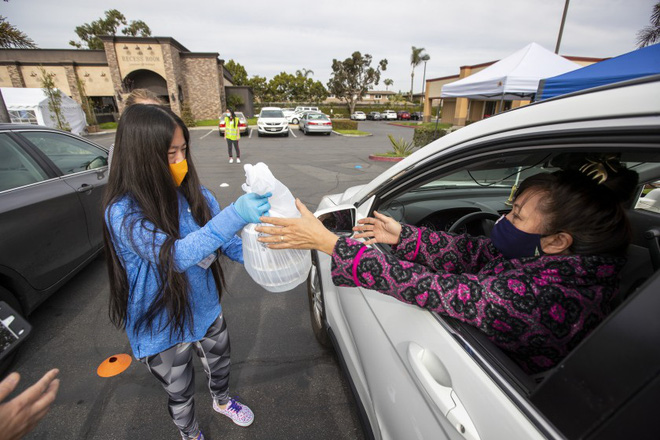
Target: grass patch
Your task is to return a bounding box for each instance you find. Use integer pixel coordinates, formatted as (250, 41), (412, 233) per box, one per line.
(392, 121), (452, 129)
(99, 122), (117, 129)
(196, 119), (219, 126)
(248, 117), (258, 125)
(335, 129), (371, 136)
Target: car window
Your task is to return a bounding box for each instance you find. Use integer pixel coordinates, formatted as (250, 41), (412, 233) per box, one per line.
(634, 181), (660, 213)
(19, 131), (108, 176)
(0, 134), (48, 192)
(260, 110), (284, 118)
(308, 114), (328, 120)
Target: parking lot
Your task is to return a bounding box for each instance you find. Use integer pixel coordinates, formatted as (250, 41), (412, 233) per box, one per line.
(14, 121), (413, 440)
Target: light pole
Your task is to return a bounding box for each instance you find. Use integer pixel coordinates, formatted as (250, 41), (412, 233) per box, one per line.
(555, 0), (570, 54)
(421, 60), (428, 108)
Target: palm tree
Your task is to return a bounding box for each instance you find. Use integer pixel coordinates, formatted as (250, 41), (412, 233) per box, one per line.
(637, 1), (660, 48)
(296, 68), (315, 78)
(384, 78), (393, 91)
(0, 16), (36, 48)
(410, 46), (430, 102)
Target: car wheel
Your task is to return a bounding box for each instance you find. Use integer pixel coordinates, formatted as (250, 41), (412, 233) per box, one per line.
(0, 286), (23, 376)
(307, 254), (331, 348)
(284, 130), (290, 137)
(219, 130), (223, 136)
(292, 118), (299, 124)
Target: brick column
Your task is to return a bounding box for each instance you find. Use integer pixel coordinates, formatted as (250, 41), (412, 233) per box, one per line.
(63, 64), (82, 104)
(103, 39), (124, 112)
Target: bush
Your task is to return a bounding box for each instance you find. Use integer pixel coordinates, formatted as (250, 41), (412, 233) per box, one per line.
(332, 119), (358, 130)
(181, 103), (196, 127)
(413, 124), (448, 147)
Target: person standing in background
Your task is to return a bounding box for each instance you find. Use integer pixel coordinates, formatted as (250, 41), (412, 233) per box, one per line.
(223, 109), (241, 164)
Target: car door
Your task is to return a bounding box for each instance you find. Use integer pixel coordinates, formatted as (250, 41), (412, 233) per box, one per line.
(0, 132), (92, 293)
(17, 130), (108, 250)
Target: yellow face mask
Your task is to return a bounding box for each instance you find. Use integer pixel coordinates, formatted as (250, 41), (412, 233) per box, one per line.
(169, 159), (188, 186)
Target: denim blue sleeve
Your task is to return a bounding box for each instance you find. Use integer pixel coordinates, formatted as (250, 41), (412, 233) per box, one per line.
(107, 198), (246, 272)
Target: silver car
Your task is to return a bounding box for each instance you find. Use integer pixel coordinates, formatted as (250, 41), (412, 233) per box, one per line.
(307, 76), (660, 439)
(298, 112), (333, 135)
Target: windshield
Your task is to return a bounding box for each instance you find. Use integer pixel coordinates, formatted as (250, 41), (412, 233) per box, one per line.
(261, 110), (284, 118)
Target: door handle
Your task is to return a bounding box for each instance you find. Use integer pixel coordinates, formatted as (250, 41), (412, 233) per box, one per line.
(407, 342), (481, 440)
(76, 183), (94, 193)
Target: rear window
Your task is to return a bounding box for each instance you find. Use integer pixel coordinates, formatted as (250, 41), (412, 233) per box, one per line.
(261, 110), (284, 118)
(308, 114), (328, 120)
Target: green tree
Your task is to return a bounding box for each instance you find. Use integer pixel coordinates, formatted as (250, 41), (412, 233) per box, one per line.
(296, 68), (315, 78)
(384, 78), (393, 91)
(39, 67), (71, 132)
(410, 46), (430, 101)
(327, 51), (388, 115)
(226, 94), (244, 110)
(247, 75), (268, 102)
(76, 77), (97, 126)
(637, 1), (660, 48)
(0, 16), (36, 48)
(308, 80), (329, 103)
(69, 9), (151, 50)
(268, 72), (297, 102)
(225, 60), (248, 85)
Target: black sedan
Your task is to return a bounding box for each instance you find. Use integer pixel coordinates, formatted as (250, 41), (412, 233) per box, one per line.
(0, 124), (108, 319)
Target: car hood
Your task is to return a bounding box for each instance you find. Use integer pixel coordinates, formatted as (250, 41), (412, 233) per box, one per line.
(258, 118), (287, 123)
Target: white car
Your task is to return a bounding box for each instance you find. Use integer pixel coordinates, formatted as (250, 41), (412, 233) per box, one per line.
(380, 109), (398, 120)
(257, 107), (289, 137)
(291, 106), (320, 124)
(350, 111), (367, 121)
(307, 76), (660, 439)
(282, 108), (296, 123)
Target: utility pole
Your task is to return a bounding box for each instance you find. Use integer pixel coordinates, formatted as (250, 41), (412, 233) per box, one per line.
(555, 0), (571, 54)
(421, 60), (428, 106)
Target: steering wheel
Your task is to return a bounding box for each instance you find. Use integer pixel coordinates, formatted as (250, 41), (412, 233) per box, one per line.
(447, 211), (502, 235)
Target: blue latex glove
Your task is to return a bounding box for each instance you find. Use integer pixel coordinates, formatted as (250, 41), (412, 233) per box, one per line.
(234, 192), (272, 223)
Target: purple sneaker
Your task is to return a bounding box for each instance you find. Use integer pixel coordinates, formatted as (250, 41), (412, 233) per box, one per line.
(181, 430), (204, 440)
(213, 398), (254, 427)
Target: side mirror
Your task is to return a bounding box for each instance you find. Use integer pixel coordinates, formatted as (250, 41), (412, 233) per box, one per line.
(315, 206), (356, 237)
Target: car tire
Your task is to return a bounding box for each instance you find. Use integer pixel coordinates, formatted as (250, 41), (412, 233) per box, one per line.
(307, 253), (331, 348)
(257, 132), (262, 137)
(284, 131), (289, 137)
(292, 118), (299, 124)
(0, 286), (24, 376)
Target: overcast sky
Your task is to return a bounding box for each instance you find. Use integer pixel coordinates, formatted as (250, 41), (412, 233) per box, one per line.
(5, 0), (656, 93)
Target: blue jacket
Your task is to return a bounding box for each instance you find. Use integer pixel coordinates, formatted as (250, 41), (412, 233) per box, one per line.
(106, 187), (245, 358)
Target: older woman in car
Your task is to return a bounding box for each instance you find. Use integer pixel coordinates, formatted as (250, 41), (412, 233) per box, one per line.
(256, 158), (638, 374)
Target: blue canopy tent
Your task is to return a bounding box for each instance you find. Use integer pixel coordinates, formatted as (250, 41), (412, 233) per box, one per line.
(536, 43), (660, 101)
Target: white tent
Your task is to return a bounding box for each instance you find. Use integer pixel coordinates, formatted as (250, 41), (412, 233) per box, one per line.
(440, 43), (581, 100)
(1, 87), (87, 135)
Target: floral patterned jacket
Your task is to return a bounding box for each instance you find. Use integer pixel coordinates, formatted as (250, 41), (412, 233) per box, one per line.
(330, 224), (626, 374)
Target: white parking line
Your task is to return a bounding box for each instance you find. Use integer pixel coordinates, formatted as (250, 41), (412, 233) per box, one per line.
(289, 128), (297, 138)
(249, 129), (253, 138)
(200, 129), (215, 139)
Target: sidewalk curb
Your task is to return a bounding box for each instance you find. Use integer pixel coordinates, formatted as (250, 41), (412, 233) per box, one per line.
(368, 154), (405, 162)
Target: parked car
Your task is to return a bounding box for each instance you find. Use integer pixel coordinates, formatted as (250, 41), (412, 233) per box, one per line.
(350, 111), (367, 121)
(298, 112), (333, 135)
(307, 76), (660, 439)
(410, 111), (424, 120)
(366, 112), (381, 121)
(396, 110), (411, 120)
(257, 107), (289, 137)
(0, 124), (108, 318)
(380, 110), (397, 120)
(218, 111), (248, 135)
(282, 108), (297, 124)
(292, 106), (320, 124)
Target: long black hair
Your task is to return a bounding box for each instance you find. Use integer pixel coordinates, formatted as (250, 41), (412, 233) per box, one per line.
(515, 163), (639, 257)
(103, 104), (225, 338)
(227, 108), (238, 128)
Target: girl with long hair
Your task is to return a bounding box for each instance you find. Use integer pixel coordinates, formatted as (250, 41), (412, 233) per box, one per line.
(103, 105), (270, 440)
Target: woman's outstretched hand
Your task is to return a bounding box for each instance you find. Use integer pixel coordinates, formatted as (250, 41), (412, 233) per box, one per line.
(353, 211), (402, 245)
(256, 199), (339, 255)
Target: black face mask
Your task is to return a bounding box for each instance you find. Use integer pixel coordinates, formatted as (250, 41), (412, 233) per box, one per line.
(490, 215), (543, 259)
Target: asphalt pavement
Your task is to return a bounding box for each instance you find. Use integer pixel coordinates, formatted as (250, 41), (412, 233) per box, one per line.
(14, 121), (414, 440)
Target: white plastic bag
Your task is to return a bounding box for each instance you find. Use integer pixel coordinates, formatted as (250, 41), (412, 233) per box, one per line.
(241, 163), (311, 292)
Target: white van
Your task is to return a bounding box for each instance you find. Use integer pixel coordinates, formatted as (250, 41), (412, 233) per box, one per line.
(292, 106), (320, 123)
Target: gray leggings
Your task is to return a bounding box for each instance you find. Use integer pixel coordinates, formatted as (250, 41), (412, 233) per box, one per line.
(139, 314), (231, 439)
(226, 139), (240, 158)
